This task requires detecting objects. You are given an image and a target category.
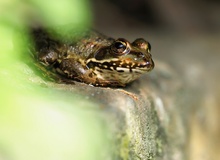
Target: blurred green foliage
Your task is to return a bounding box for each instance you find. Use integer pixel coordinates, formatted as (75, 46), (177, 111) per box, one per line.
(0, 1), (111, 160)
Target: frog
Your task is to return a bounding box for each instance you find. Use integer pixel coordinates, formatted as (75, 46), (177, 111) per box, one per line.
(31, 28), (154, 87)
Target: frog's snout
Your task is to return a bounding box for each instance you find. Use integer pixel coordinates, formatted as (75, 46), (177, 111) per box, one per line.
(141, 57), (154, 71)
(147, 58), (154, 70)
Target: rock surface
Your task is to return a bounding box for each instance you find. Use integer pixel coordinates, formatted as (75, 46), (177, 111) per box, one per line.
(25, 59), (188, 160)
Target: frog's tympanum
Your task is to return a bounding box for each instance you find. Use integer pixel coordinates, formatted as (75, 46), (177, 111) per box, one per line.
(31, 29), (154, 87)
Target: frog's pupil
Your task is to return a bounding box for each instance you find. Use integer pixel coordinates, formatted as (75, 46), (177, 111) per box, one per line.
(115, 42), (125, 50)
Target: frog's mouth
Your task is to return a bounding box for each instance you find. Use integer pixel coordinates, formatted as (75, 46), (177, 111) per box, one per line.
(86, 58), (154, 73)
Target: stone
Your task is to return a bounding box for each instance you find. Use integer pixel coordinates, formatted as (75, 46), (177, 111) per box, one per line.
(24, 59), (187, 160)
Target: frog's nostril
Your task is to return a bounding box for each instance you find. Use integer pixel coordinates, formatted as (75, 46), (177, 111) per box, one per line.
(139, 52), (145, 58)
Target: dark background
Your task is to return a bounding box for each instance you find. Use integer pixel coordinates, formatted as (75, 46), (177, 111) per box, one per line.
(92, 0), (220, 33)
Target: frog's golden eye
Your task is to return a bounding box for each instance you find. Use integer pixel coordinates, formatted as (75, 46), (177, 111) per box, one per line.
(132, 38), (151, 52)
(111, 38), (130, 55)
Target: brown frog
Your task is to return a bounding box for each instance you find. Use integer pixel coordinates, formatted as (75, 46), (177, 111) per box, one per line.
(31, 29), (154, 87)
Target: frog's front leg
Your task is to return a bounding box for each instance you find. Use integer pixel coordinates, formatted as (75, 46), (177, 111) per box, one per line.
(59, 58), (95, 84)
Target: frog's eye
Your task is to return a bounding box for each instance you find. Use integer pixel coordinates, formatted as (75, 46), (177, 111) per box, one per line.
(111, 38), (130, 55)
(132, 38), (151, 52)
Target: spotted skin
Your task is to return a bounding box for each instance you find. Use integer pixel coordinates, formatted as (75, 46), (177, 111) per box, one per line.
(31, 29), (154, 87)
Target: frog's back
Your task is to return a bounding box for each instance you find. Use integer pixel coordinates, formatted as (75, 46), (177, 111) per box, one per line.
(64, 30), (114, 59)
(31, 28), (113, 60)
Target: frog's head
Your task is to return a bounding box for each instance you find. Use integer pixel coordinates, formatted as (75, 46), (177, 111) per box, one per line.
(86, 38), (154, 85)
